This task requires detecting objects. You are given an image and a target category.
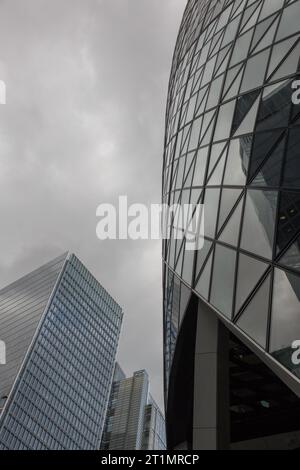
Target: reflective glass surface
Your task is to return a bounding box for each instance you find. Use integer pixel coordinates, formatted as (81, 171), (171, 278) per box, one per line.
(162, 0), (300, 389)
(0, 254), (123, 449)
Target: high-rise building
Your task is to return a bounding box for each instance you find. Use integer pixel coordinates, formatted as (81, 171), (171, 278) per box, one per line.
(141, 396), (166, 451)
(0, 253), (123, 450)
(101, 366), (166, 450)
(162, 0), (300, 450)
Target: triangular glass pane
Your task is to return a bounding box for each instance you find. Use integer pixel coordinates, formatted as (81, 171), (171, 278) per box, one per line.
(207, 152), (227, 186)
(233, 96), (260, 137)
(193, 147), (209, 187)
(240, 49), (270, 93)
(251, 134), (286, 187)
(182, 244), (196, 287)
(219, 198), (243, 247)
(224, 67), (244, 100)
(235, 253), (269, 313)
(183, 154), (196, 188)
(252, 19), (278, 54)
(223, 64), (244, 97)
(259, 0), (284, 20)
(203, 188), (221, 238)
(232, 90), (260, 134)
(210, 244), (237, 319)
(251, 13), (277, 52)
(195, 238), (212, 281)
(268, 37), (299, 78)
(279, 235), (300, 274)
(215, 45), (231, 77)
(207, 142), (227, 178)
(276, 191), (300, 255)
(224, 137), (250, 186)
(237, 274), (271, 349)
(249, 129), (283, 181)
(240, 1), (261, 34)
(271, 42), (300, 82)
(175, 240), (184, 277)
(218, 189), (243, 230)
(195, 251), (213, 301)
(206, 75), (224, 109)
(200, 111), (216, 146)
(230, 30), (253, 67)
(241, 189), (278, 259)
(195, 85), (209, 116)
(232, 0), (247, 19)
(256, 80), (291, 132)
(270, 269), (300, 373)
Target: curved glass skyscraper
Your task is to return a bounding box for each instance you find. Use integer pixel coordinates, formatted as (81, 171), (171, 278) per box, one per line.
(163, 0), (300, 450)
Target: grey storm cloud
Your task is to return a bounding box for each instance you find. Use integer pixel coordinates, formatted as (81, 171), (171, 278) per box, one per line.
(0, 0), (186, 407)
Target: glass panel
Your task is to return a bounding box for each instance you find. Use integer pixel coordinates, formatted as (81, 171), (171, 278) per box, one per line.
(279, 234), (300, 273)
(276, 1), (300, 41)
(222, 16), (240, 47)
(224, 137), (249, 185)
(195, 251), (213, 301)
(237, 274), (271, 349)
(270, 268), (300, 378)
(206, 152), (226, 186)
(193, 147), (209, 187)
(214, 100), (236, 141)
(232, 90), (260, 134)
(230, 29), (253, 66)
(218, 188), (243, 230)
(180, 283), (191, 325)
(182, 243), (195, 287)
(195, 238), (212, 281)
(259, 0), (284, 21)
(203, 188), (221, 238)
(268, 36), (298, 77)
(206, 75), (223, 109)
(271, 42), (300, 82)
(256, 80), (291, 132)
(241, 189), (278, 259)
(249, 129), (283, 180)
(233, 96), (260, 137)
(207, 142), (227, 176)
(283, 129), (300, 189)
(210, 244), (237, 318)
(251, 13), (277, 52)
(235, 253), (269, 313)
(277, 191), (300, 254)
(251, 134), (285, 187)
(240, 50), (270, 93)
(219, 198), (243, 247)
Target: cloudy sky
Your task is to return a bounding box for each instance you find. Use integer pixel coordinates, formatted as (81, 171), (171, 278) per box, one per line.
(0, 0), (186, 408)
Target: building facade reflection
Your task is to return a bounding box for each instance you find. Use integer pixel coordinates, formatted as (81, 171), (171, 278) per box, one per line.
(162, 0), (300, 450)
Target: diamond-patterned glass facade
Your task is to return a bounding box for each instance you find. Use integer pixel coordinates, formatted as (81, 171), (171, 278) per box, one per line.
(163, 0), (300, 396)
(0, 253), (123, 449)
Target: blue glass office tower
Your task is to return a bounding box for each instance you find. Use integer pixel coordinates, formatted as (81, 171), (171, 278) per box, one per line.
(0, 253), (123, 449)
(163, 0), (300, 450)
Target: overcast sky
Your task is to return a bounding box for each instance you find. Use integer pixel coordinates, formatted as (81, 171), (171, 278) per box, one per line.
(0, 0), (186, 408)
